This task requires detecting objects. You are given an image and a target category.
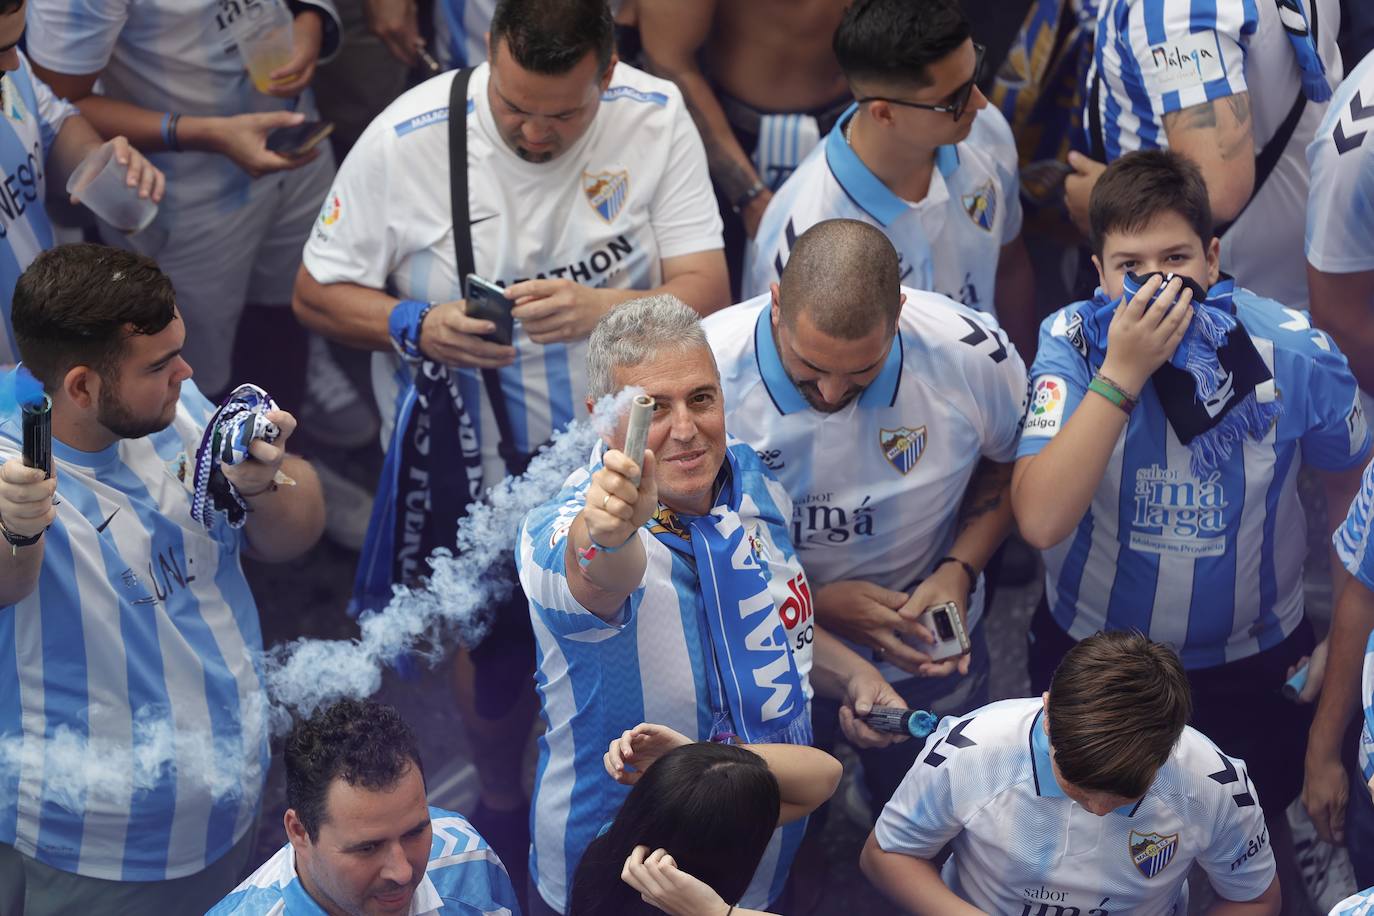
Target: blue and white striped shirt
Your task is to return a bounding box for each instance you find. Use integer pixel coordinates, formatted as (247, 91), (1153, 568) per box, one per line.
(1332, 456), (1374, 781)
(24, 0), (340, 215)
(0, 54), (75, 365)
(0, 382), (269, 881)
(434, 0), (494, 69)
(1333, 890), (1374, 916)
(517, 440), (814, 914)
(1017, 289), (1371, 669)
(209, 807), (519, 915)
(1086, 0), (1342, 309)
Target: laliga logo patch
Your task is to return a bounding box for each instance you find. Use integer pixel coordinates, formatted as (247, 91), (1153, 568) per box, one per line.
(318, 193), (341, 228)
(962, 180), (996, 232)
(879, 426), (927, 476)
(584, 170), (629, 223)
(1129, 830), (1179, 879)
(1023, 376), (1066, 437)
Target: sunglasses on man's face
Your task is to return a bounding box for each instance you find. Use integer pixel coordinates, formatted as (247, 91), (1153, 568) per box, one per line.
(855, 43), (986, 121)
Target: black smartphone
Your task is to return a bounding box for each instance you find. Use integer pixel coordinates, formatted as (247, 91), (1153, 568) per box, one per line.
(265, 120), (335, 157)
(465, 274), (515, 346)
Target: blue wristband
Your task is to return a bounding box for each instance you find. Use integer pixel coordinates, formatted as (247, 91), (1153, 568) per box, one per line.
(388, 299), (433, 360)
(160, 112), (173, 149)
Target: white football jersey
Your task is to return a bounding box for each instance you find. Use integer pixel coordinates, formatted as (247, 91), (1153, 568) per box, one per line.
(1306, 47), (1374, 275)
(743, 105), (1022, 318)
(302, 62), (722, 488)
(875, 698), (1276, 916)
(704, 289), (1027, 680)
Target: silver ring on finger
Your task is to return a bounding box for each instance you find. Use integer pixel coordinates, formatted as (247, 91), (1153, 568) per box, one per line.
(602, 493), (611, 509)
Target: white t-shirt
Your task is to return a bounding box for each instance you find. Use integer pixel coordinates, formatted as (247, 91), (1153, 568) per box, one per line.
(302, 62), (722, 488)
(703, 288), (1027, 681)
(1087, 0), (1342, 309)
(743, 105), (1022, 317)
(875, 698), (1276, 916)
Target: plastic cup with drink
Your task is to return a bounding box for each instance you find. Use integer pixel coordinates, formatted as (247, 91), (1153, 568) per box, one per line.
(226, 0), (296, 93)
(65, 141), (158, 234)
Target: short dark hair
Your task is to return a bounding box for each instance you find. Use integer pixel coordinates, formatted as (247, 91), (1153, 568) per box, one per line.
(568, 742), (780, 915)
(1089, 149), (1214, 257)
(1047, 631), (1191, 799)
(285, 699), (425, 843)
(490, 0), (615, 75)
(0, 0), (24, 15)
(778, 219), (902, 339)
(834, 0), (971, 90)
(12, 244), (177, 391)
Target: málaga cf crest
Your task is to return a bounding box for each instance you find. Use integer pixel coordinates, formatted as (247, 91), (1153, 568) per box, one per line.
(1129, 830), (1179, 879)
(584, 170), (629, 222)
(962, 180), (997, 232)
(880, 426), (927, 476)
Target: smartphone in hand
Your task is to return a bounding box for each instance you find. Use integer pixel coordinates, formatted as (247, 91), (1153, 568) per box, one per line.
(265, 120), (335, 157)
(465, 274), (515, 345)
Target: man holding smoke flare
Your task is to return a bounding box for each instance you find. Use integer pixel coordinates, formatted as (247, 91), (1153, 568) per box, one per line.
(0, 245), (324, 913)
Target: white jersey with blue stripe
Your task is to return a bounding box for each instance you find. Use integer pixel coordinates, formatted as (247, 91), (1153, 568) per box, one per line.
(209, 807), (519, 915)
(874, 698), (1275, 915)
(24, 0), (340, 214)
(1332, 456), (1374, 780)
(0, 381), (268, 881)
(703, 288), (1027, 681)
(1017, 289), (1371, 669)
(0, 53), (75, 366)
(1306, 48), (1374, 274)
(517, 440), (814, 913)
(1087, 0), (1341, 309)
(303, 63), (722, 490)
(743, 105), (1022, 319)
(1333, 890), (1374, 916)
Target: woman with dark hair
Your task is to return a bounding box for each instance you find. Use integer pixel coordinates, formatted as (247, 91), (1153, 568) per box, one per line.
(568, 723), (842, 916)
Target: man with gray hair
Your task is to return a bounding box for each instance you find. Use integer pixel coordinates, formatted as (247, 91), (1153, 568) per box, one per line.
(705, 218), (1029, 815)
(517, 294), (908, 914)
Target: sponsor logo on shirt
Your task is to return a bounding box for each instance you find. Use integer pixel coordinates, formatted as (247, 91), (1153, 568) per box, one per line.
(880, 426), (927, 475)
(1142, 31), (1226, 94)
(584, 170), (629, 223)
(1130, 465), (1228, 557)
(790, 493), (876, 547)
(1230, 823), (1268, 872)
(962, 180), (997, 232)
(393, 105), (452, 138)
(1064, 313), (1089, 358)
(1020, 888), (1115, 916)
(1129, 830), (1179, 879)
(1023, 377), (1066, 437)
(0, 139), (45, 239)
(601, 86), (669, 106)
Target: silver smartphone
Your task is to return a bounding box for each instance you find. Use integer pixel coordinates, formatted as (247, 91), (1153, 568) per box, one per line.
(914, 601), (971, 660)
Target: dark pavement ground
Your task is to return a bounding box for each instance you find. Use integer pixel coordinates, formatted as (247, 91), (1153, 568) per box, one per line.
(242, 350), (1341, 914)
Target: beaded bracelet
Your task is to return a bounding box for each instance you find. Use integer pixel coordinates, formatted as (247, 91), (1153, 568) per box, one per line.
(1088, 373), (1138, 414)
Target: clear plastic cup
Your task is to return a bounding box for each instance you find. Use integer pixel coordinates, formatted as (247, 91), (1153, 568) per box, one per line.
(65, 141), (158, 234)
(226, 0), (295, 93)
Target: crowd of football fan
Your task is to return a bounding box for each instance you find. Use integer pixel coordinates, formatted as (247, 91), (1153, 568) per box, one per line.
(1, 0), (1374, 913)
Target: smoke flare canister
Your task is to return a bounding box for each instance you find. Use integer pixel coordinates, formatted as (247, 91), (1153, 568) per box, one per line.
(21, 395), (51, 479)
(861, 706), (939, 738)
(624, 394), (653, 485)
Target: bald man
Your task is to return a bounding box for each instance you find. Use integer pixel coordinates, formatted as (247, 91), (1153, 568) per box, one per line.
(702, 219), (1029, 811)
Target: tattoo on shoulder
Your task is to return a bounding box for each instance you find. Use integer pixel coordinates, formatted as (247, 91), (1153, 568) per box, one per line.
(1164, 100), (1218, 132)
(1224, 93), (1251, 127)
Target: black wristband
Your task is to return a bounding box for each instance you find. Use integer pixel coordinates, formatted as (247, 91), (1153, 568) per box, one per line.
(730, 179), (767, 214)
(933, 555), (977, 594)
(0, 516), (43, 549)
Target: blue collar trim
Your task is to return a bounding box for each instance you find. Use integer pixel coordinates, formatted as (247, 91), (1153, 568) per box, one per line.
(1029, 709), (1140, 816)
(824, 107), (961, 227)
(752, 306), (904, 415)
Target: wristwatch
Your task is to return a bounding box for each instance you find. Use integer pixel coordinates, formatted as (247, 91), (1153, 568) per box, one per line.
(731, 179), (768, 214)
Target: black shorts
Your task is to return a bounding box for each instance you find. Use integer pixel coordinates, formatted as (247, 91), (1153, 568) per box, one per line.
(1027, 596), (1314, 813)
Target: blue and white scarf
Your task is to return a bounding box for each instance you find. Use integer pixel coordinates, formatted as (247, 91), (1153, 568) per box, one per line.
(1276, 0), (1332, 103)
(1081, 273), (1283, 477)
(634, 448), (812, 747)
(190, 383), (280, 530)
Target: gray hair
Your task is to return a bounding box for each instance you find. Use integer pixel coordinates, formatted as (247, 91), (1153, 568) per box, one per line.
(585, 294), (711, 400)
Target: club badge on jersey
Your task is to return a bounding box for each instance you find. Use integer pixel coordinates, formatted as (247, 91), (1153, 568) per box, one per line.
(584, 170), (629, 223)
(880, 425), (927, 475)
(1129, 830), (1180, 879)
(962, 180), (998, 232)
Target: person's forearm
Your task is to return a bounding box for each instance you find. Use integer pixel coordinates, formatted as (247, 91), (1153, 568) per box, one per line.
(1308, 266), (1374, 395)
(590, 264), (731, 320)
(740, 741), (841, 823)
(648, 65), (762, 207)
(860, 835), (982, 916)
(565, 514), (648, 621)
(241, 456), (324, 561)
(0, 540), (44, 607)
(1325, 466), (1365, 602)
(994, 238), (1037, 362)
(292, 267), (398, 351)
(1204, 878), (1280, 916)
(809, 627), (869, 699)
(1308, 579), (1374, 761)
(64, 95), (233, 157)
(949, 459), (1014, 574)
(1012, 397), (1128, 548)
(47, 115), (105, 188)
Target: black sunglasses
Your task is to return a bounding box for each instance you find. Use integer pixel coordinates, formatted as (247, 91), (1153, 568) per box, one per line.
(855, 43), (986, 121)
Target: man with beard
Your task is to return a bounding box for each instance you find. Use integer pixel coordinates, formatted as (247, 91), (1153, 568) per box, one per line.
(0, 244), (323, 913)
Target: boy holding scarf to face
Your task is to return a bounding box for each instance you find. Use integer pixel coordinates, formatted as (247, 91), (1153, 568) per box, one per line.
(1011, 150), (1370, 904)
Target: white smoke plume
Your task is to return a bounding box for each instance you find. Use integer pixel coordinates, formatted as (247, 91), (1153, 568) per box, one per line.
(0, 389), (640, 810)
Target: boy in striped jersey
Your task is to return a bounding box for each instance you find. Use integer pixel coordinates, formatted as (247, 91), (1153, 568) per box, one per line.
(1013, 150), (1369, 908)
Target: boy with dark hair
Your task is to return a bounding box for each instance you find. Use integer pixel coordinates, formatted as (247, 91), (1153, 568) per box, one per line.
(744, 0), (1036, 359)
(211, 698), (519, 915)
(0, 244), (323, 914)
(1011, 149), (1370, 907)
(862, 631), (1280, 915)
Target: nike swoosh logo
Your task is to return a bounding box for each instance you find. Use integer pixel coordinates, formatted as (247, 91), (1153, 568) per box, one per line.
(96, 506), (120, 533)
(469, 213), (499, 226)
